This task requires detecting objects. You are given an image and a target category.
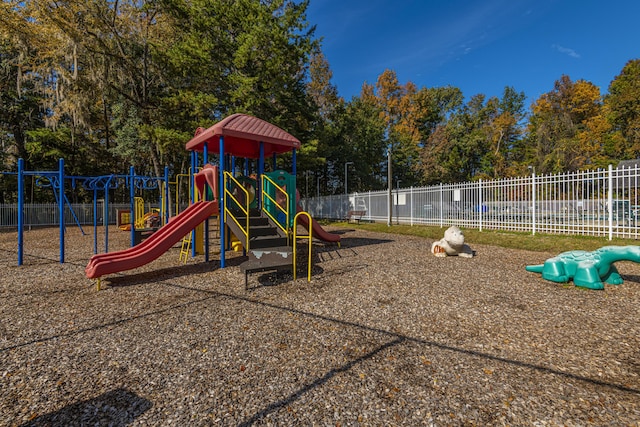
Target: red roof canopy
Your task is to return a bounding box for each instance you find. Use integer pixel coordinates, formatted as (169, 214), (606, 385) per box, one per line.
(185, 113), (301, 158)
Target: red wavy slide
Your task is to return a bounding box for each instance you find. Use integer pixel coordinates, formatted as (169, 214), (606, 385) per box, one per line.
(295, 205), (341, 244)
(85, 201), (218, 279)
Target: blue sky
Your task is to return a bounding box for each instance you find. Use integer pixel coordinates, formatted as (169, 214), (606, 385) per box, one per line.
(306, 0), (640, 104)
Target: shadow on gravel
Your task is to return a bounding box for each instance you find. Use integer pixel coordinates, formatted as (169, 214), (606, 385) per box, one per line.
(0, 247), (88, 267)
(19, 388), (152, 427)
(339, 236), (393, 249)
(3, 277), (638, 423)
(104, 258), (230, 288)
(0, 247), (101, 272)
(246, 264), (328, 290)
(618, 273), (640, 284)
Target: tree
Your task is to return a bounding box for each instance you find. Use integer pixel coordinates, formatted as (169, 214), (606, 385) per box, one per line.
(0, 0), (320, 180)
(526, 75), (603, 173)
(161, 0), (319, 173)
(302, 51), (341, 196)
(336, 94), (387, 191)
(0, 38), (43, 169)
(605, 59), (640, 159)
(306, 51), (340, 121)
(369, 70), (431, 187)
(226, 0), (317, 136)
(416, 86), (525, 183)
(480, 87), (526, 178)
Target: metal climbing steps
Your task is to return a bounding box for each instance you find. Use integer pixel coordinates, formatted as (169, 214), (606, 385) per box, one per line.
(225, 209), (293, 288)
(179, 232), (192, 264)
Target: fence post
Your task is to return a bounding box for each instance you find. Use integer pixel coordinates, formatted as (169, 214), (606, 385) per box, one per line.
(439, 183), (443, 228)
(608, 164), (613, 241)
(479, 179), (483, 232)
(531, 173), (536, 235)
(329, 196), (337, 218)
(410, 186), (414, 226)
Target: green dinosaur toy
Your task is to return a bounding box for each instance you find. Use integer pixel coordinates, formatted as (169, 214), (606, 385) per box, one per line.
(525, 245), (640, 290)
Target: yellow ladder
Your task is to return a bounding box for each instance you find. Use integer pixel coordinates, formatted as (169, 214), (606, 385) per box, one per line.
(179, 232), (192, 264)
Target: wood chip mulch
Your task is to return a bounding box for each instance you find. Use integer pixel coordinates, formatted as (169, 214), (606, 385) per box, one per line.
(0, 225), (639, 426)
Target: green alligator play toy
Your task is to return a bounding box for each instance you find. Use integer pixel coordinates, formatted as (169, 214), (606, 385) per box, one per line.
(525, 245), (640, 290)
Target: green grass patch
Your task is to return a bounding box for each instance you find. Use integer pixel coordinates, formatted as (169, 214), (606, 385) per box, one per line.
(329, 221), (639, 253)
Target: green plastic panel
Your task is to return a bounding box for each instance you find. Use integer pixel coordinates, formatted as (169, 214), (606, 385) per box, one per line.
(264, 170), (297, 227)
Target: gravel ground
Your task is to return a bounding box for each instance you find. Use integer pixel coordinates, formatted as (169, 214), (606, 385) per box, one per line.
(0, 225), (639, 426)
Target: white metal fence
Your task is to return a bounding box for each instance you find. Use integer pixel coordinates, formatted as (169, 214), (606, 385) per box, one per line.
(4, 165), (640, 240)
(300, 165), (640, 240)
(0, 203), (147, 229)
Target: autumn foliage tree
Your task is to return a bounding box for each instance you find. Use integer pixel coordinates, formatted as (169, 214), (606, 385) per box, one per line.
(526, 75), (604, 173)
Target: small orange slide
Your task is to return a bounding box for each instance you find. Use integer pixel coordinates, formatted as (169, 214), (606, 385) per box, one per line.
(85, 201), (218, 279)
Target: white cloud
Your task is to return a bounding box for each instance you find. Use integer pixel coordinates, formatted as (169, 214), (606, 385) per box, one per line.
(552, 44), (580, 59)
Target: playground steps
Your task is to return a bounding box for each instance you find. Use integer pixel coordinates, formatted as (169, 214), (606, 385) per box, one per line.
(225, 210), (288, 249)
(208, 215), (220, 239)
(226, 209), (293, 288)
(178, 214), (219, 264)
(179, 232), (192, 264)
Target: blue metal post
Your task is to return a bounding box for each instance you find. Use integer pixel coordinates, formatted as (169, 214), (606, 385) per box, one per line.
(93, 187), (98, 254)
(190, 150), (196, 204)
(58, 158), (65, 263)
(272, 152), (277, 171)
(191, 151), (198, 258)
(219, 136), (226, 268)
(104, 177), (110, 253)
(130, 166), (135, 247)
(164, 166), (170, 225)
(258, 142), (265, 210)
(17, 158), (24, 266)
(292, 149), (297, 176)
(259, 143), (265, 174)
(189, 151), (198, 258)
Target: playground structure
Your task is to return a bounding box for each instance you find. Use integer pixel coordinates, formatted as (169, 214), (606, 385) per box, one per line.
(4, 158), (169, 265)
(117, 197), (160, 231)
(84, 113), (340, 286)
(185, 113), (341, 286)
(85, 169), (219, 283)
(84, 165), (220, 285)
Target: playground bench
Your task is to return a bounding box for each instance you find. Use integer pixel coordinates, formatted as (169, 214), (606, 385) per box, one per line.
(347, 210), (366, 224)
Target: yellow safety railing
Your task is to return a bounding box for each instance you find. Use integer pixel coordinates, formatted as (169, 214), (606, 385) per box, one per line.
(169, 172), (191, 215)
(224, 171), (250, 251)
(261, 174), (290, 239)
(134, 197), (145, 229)
(169, 167), (206, 217)
(293, 211), (313, 282)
